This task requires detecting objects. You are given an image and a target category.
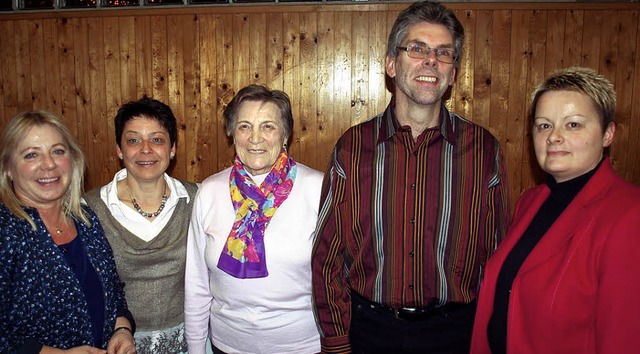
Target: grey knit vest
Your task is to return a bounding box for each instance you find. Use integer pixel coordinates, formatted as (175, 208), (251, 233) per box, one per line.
(84, 181), (198, 332)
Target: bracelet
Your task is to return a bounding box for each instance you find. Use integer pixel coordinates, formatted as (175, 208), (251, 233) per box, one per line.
(112, 326), (133, 336)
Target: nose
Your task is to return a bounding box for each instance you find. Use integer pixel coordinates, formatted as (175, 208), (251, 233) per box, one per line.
(423, 48), (438, 67)
(547, 127), (563, 144)
(248, 127), (262, 144)
(140, 140), (151, 153)
(41, 153), (57, 170)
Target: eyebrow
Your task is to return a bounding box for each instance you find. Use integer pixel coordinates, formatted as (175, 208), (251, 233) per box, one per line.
(406, 40), (454, 49)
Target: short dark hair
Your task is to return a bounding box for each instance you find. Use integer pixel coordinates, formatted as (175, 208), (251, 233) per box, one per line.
(386, 1), (465, 69)
(223, 84), (294, 142)
(114, 97), (178, 148)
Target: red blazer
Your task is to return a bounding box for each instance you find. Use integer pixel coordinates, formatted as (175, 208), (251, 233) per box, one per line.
(471, 159), (640, 354)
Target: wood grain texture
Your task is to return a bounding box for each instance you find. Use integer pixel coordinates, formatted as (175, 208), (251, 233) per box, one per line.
(1, 3), (639, 212)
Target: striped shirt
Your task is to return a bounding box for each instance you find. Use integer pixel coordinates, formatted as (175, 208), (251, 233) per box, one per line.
(311, 101), (511, 353)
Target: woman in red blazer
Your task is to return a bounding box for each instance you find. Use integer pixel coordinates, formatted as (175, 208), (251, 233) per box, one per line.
(470, 67), (640, 354)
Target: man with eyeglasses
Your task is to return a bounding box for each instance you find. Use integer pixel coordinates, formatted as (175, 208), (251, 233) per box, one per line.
(312, 1), (510, 353)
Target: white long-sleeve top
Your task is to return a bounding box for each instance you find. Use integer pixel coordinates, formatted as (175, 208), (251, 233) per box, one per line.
(185, 163), (323, 354)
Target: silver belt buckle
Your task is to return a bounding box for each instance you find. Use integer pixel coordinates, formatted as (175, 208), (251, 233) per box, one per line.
(394, 307), (418, 320)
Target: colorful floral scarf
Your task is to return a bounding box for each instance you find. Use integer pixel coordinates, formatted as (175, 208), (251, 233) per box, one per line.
(217, 150), (297, 278)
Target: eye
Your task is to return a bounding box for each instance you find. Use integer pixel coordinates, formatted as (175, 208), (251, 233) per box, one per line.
(236, 123), (251, 131)
(151, 137), (165, 144)
(24, 152), (37, 160)
(436, 49), (453, 57)
(126, 137), (140, 145)
(52, 148), (67, 156)
(410, 45), (424, 55)
(567, 122), (580, 129)
(262, 123), (277, 131)
(536, 123), (552, 130)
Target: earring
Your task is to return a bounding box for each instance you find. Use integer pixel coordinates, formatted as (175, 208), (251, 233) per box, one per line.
(283, 143), (288, 152)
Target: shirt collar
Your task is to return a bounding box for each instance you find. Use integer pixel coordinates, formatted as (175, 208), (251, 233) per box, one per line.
(104, 168), (191, 208)
(377, 98), (457, 146)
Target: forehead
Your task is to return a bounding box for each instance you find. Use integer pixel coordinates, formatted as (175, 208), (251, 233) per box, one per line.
(536, 90), (598, 115)
(123, 116), (168, 133)
(236, 100), (281, 122)
(17, 124), (64, 148)
(403, 22), (454, 46)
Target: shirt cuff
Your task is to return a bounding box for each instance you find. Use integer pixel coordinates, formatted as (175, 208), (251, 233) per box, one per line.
(320, 335), (351, 354)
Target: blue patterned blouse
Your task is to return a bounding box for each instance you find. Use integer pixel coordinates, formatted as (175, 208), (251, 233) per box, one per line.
(0, 203), (128, 353)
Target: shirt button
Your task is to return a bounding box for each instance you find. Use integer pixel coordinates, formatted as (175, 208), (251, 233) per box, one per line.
(409, 251), (414, 257)
(409, 284), (414, 289)
(409, 218), (415, 224)
(411, 183), (416, 190)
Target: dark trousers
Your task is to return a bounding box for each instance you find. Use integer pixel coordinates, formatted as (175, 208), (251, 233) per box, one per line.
(350, 293), (476, 354)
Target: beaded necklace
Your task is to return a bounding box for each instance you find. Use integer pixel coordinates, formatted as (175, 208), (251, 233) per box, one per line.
(126, 183), (168, 218)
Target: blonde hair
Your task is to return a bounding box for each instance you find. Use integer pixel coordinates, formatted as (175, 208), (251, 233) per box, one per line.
(530, 66), (616, 130)
(0, 111), (90, 229)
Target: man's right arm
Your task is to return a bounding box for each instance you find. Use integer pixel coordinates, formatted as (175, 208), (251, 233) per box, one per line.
(312, 148), (352, 354)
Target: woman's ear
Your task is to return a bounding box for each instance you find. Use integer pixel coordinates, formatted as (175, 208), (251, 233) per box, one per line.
(603, 122), (616, 148)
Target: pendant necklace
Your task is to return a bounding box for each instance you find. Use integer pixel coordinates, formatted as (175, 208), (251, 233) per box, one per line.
(126, 183), (168, 218)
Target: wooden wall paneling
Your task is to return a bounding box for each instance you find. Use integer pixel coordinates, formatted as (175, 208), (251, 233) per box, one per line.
(249, 12), (267, 87)
(151, 16), (169, 103)
(28, 19), (47, 112)
(488, 10), (512, 152)
(522, 9), (548, 191)
(451, 9), (474, 120)
(505, 10), (531, 203)
(103, 16), (122, 184)
(182, 14), (201, 183)
(628, 18), (640, 185)
(0, 20), (17, 124)
(56, 18), (79, 130)
(544, 11), (565, 72)
(580, 10), (602, 70)
(597, 10), (621, 171)
(299, 12), (319, 169)
(232, 13), (251, 91)
(472, 10), (492, 132)
(215, 14), (235, 172)
(282, 13), (302, 161)
(332, 12), (353, 143)
(608, 10), (638, 179)
(88, 17), (111, 186)
(15, 20), (33, 112)
(367, 11), (390, 120)
(351, 11), (370, 127)
(166, 15), (189, 181)
(72, 18), (94, 188)
(196, 14), (217, 183)
(265, 13), (284, 90)
(43, 19), (62, 117)
(118, 16), (137, 102)
(316, 11), (335, 171)
(562, 9), (584, 67)
(135, 16), (154, 98)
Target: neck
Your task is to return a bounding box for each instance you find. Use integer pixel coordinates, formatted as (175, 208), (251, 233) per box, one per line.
(394, 99), (442, 140)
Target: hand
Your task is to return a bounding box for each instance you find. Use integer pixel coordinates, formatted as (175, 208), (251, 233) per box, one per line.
(41, 345), (106, 354)
(106, 329), (136, 354)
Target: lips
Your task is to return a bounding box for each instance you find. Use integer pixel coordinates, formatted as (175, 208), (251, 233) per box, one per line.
(136, 161), (157, 165)
(416, 75), (437, 83)
(37, 177), (59, 184)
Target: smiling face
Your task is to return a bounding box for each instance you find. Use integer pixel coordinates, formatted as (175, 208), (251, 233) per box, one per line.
(385, 22), (457, 109)
(8, 124), (72, 209)
(533, 90), (615, 183)
(233, 100), (286, 175)
(116, 116), (175, 183)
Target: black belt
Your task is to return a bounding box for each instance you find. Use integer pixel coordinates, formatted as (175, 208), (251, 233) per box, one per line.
(351, 292), (475, 321)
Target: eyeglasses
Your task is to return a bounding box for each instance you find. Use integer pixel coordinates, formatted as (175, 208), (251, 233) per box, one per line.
(397, 44), (455, 64)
